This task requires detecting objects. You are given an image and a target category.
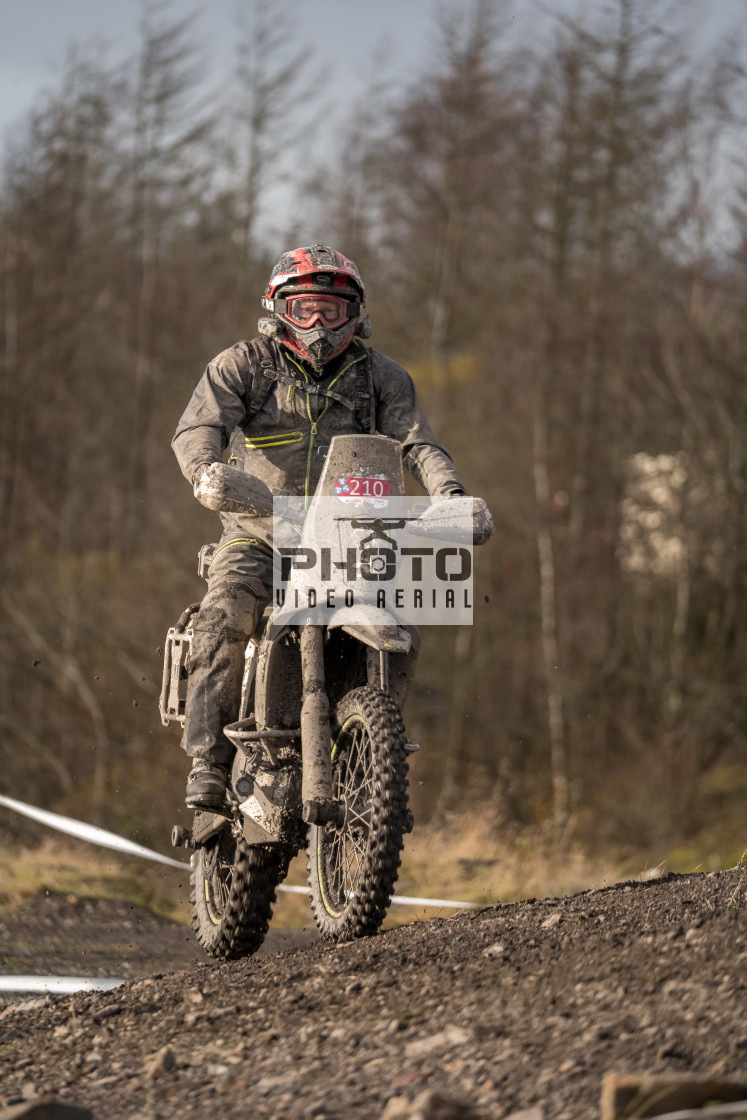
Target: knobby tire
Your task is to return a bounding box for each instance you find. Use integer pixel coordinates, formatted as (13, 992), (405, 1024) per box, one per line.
(307, 685), (409, 941)
(191, 830), (289, 960)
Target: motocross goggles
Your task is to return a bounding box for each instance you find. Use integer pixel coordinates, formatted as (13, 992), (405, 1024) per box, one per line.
(281, 293), (355, 329)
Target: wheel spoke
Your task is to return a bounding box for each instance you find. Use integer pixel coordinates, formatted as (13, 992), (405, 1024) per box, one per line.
(311, 690), (407, 934)
(346, 800), (372, 831)
(341, 838), (359, 896)
(335, 837), (348, 898)
(336, 834), (352, 901)
(345, 833), (360, 876)
(318, 716), (374, 909)
(347, 836), (364, 887)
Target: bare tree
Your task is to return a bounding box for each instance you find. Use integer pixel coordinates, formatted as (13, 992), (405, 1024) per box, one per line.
(125, 2), (216, 544)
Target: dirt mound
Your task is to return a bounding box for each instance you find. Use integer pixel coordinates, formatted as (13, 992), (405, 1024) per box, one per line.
(0, 866), (745, 1119)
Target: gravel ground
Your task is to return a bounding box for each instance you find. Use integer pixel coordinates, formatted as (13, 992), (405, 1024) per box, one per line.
(0, 865), (745, 1119)
(0, 890), (315, 993)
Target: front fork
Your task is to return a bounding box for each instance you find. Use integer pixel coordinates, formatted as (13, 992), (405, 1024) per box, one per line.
(299, 624), (388, 825)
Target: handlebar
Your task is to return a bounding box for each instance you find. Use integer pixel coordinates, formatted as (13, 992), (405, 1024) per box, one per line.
(194, 463), (494, 545)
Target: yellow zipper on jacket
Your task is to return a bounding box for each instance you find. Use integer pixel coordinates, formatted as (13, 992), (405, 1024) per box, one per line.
(244, 431), (303, 449)
(212, 536), (261, 560)
(284, 350), (367, 508)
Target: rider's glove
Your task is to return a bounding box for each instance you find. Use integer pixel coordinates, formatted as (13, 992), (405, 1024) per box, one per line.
(471, 498), (494, 546)
(193, 462), (273, 516)
(420, 494), (494, 546)
(192, 462), (215, 485)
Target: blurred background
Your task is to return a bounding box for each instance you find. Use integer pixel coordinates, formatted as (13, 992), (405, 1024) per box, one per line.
(1, 0), (746, 908)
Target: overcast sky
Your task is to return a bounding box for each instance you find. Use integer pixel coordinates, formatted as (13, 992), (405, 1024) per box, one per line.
(1, 0), (745, 147)
(0, 0), (434, 143)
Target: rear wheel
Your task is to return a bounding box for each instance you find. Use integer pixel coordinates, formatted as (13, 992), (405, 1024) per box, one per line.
(307, 686), (409, 941)
(191, 828), (290, 959)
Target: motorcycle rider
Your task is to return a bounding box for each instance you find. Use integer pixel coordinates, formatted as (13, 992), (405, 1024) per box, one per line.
(173, 244), (471, 811)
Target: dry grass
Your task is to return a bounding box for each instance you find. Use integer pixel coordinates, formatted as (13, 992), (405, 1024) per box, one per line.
(0, 836), (190, 921)
(397, 816), (625, 912)
(0, 808), (743, 934)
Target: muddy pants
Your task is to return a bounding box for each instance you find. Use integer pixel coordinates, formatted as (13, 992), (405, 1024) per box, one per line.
(181, 537), (273, 767)
(181, 535), (421, 766)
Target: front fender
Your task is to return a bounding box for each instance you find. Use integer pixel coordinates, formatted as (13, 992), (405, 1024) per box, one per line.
(324, 604), (413, 653)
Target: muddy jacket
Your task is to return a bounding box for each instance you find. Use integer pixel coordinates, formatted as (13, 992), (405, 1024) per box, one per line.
(172, 337), (465, 547)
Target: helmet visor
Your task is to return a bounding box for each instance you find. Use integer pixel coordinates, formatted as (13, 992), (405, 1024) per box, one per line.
(283, 294), (351, 329)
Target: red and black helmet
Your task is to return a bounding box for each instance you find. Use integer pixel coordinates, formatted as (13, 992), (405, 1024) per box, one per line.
(261, 244), (366, 368)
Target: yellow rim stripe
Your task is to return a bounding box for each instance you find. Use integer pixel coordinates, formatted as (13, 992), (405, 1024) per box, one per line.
(205, 871), (221, 924)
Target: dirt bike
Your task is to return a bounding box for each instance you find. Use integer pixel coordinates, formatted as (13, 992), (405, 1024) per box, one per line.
(160, 433), (490, 959)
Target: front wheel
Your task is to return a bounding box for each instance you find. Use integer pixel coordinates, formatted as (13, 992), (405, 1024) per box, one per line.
(191, 828), (290, 959)
(307, 686), (409, 941)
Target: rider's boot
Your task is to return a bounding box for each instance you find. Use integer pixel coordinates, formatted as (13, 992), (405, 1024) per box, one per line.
(185, 759), (229, 811)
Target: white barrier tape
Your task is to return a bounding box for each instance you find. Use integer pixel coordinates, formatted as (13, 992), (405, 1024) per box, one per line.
(383, 892), (476, 909)
(273, 883), (476, 909)
(0, 795), (478, 911)
(0, 976), (124, 994)
(0, 795), (188, 870)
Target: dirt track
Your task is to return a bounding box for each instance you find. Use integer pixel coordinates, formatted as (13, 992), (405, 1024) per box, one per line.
(0, 866), (745, 1119)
